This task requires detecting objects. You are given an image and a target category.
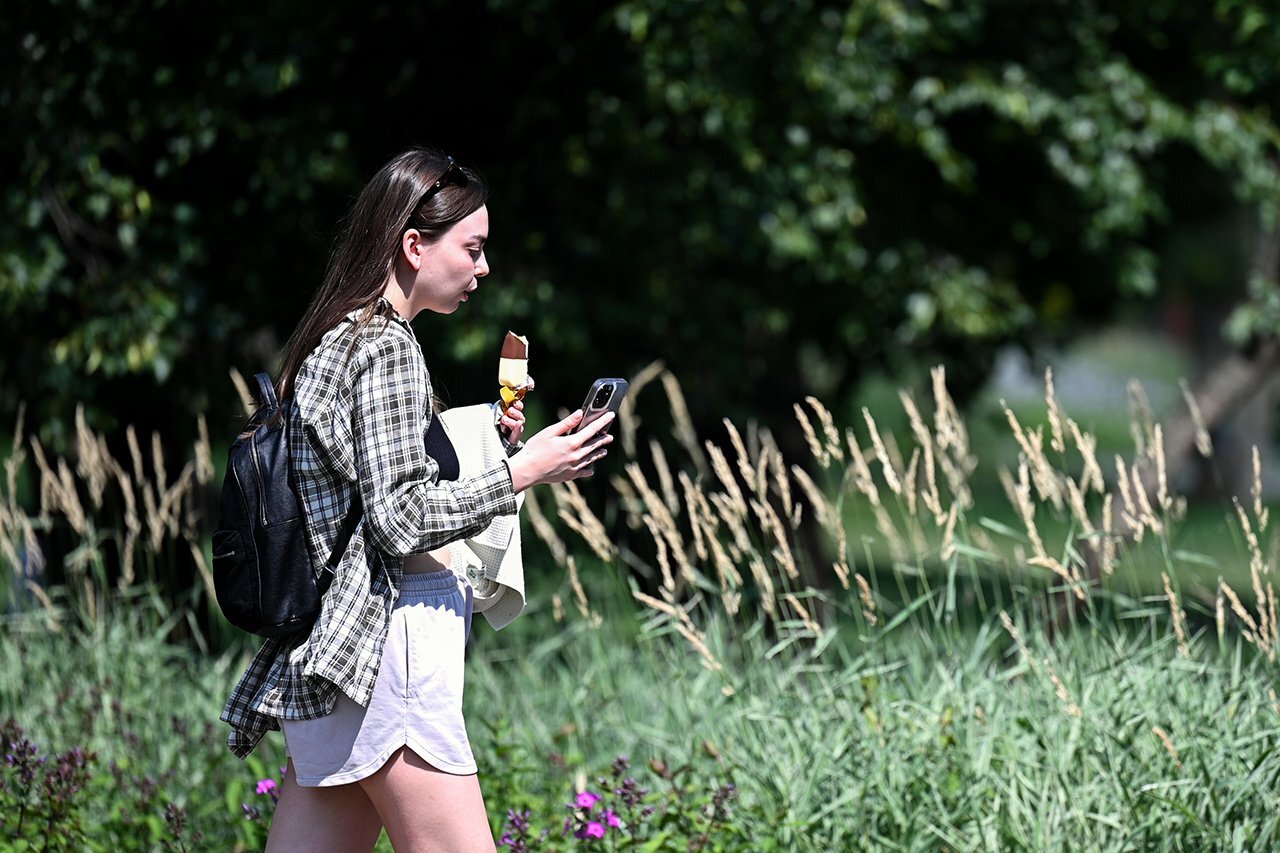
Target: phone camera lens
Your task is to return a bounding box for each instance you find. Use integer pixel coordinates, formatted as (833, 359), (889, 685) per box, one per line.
(593, 385), (614, 408)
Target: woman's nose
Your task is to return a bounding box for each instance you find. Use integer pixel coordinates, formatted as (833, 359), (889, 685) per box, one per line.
(475, 251), (490, 278)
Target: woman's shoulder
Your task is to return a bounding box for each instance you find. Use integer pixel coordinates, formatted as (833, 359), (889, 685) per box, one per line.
(315, 306), (421, 368)
(350, 315), (427, 388)
(296, 307), (425, 405)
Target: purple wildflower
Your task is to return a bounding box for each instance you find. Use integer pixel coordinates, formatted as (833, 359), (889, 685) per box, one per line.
(165, 802), (188, 836)
(256, 778), (278, 795)
(584, 821), (606, 840)
(605, 809), (623, 828)
(574, 790), (601, 809)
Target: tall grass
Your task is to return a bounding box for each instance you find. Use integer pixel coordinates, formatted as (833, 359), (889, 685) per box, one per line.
(0, 402), (221, 639)
(499, 362), (1280, 847)
(534, 363), (1276, 663)
(2, 363), (1279, 849)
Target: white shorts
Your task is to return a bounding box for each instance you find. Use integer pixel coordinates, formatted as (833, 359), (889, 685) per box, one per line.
(283, 569), (476, 786)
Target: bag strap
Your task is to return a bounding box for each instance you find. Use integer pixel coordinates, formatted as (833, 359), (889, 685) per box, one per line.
(316, 494), (362, 595)
(271, 366), (360, 597)
(253, 372), (278, 409)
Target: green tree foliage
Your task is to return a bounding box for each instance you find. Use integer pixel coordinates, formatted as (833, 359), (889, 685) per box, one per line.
(1, 0), (363, 446)
(529, 0), (1280, 414)
(3, 0), (1278, 449)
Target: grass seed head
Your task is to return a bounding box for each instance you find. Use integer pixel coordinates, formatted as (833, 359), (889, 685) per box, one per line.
(1038, 656), (1084, 718)
(1099, 493), (1117, 575)
(832, 559), (851, 590)
(1067, 419), (1105, 496)
(844, 427), (881, 506)
(1127, 380), (1155, 459)
(806, 396), (845, 464)
(645, 437), (680, 516)
(661, 371), (709, 476)
(940, 501), (959, 563)
(931, 365), (970, 459)
(1216, 578), (1226, 644)
(523, 487), (568, 567)
(795, 402), (829, 469)
(566, 556), (600, 627)
(783, 592), (823, 640)
(618, 359), (665, 458)
(554, 488), (615, 563)
(1151, 726), (1181, 768)
(898, 390), (943, 523)
(1253, 446), (1268, 532)
(1044, 367), (1066, 454)
(1162, 572), (1190, 658)
(1154, 424), (1170, 512)
(862, 408), (901, 495)
(855, 572), (877, 626)
(678, 471), (709, 562)
(722, 418), (758, 496)
(1180, 378), (1214, 458)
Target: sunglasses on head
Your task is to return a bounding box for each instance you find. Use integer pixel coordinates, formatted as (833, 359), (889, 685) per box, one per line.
(415, 156), (463, 207)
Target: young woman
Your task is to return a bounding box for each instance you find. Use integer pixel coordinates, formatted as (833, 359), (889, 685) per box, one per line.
(221, 147), (612, 851)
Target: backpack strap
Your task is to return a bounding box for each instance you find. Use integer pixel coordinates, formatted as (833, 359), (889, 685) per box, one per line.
(253, 372), (279, 408)
(317, 494), (363, 595)
(272, 368), (360, 598)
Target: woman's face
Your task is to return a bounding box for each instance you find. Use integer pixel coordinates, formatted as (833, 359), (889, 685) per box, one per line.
(402, 204), (490, 317)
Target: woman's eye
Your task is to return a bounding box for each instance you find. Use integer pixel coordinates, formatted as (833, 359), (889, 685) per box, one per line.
(469, 247), (483, 260)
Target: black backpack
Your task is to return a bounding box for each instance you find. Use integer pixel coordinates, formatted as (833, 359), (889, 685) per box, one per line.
(211, 373), (360, 638)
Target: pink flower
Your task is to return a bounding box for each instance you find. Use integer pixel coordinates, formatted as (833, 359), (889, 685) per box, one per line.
(256, 778), (278, 795)
(584, 821), (606, 839)
(605, 809), (622, 828)
(575, 791), (601, 809)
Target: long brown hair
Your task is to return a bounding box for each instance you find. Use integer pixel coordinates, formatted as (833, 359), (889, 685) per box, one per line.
(276, 146), (488, 399)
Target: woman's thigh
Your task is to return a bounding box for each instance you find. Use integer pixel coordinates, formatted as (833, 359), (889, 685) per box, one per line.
(358, 746), (495, 852)
(265, 759), (384, 853)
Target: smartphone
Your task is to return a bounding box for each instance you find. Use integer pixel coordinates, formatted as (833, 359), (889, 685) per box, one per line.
(573, 378), (629, 435)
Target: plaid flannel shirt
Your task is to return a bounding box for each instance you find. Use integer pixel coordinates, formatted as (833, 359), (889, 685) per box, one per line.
(221, 301), (518, 758)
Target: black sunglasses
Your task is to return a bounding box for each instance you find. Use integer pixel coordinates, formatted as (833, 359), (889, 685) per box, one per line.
(415, 156), (462, 208)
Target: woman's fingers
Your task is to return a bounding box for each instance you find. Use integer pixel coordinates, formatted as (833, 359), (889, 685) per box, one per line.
(512, 408), (620, 487)
(580, 410), (613, 434)
(546, 408), (585, 436)
(571, 421), (614, 477)
(500, 400), (526, 428)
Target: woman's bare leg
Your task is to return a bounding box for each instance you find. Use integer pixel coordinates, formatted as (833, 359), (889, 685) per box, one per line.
(358, 747), (495, 852)
(265, 759), (384, 853)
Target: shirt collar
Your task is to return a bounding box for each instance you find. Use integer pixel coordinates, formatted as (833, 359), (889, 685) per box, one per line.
(346, 296), (412, 330)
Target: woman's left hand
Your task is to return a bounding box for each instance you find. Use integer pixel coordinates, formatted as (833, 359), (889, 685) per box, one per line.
(500, 398), (527, 444)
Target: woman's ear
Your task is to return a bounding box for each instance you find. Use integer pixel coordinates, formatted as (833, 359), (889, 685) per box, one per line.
(401, 229), (425, 271)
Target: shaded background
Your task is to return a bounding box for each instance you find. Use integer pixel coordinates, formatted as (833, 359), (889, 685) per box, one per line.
(3, 0), (1279, 487)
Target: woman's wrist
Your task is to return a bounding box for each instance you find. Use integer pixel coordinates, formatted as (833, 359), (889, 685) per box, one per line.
(506, 454), (536, 493)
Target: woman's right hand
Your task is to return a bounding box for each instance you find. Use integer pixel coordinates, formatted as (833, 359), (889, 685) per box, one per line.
(506, 408), (614, 492)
